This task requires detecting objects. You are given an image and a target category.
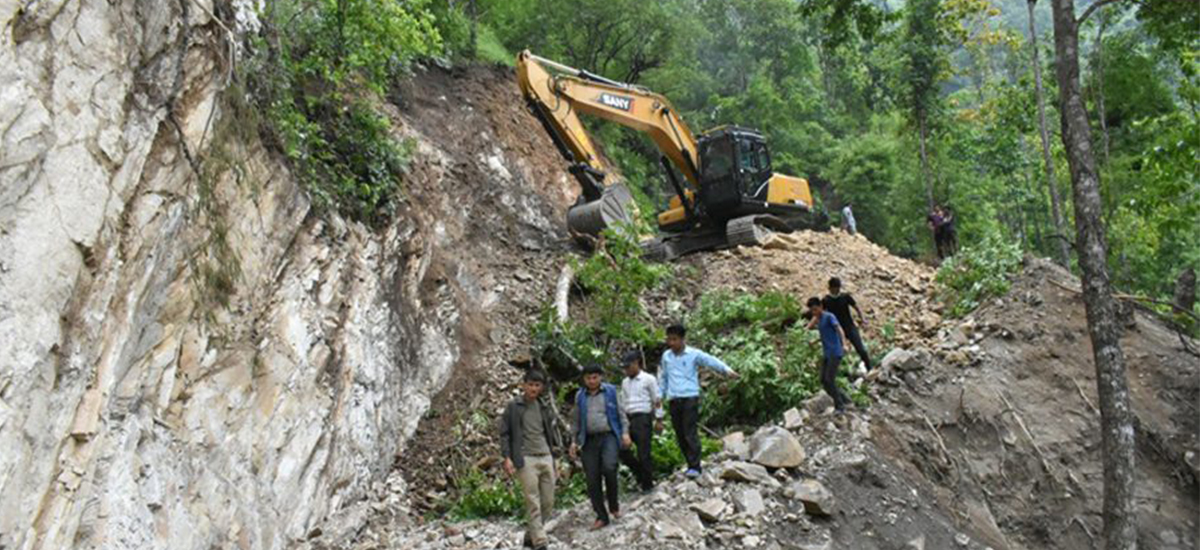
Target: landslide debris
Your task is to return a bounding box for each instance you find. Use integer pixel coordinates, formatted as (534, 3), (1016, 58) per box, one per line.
(312, 246), (1197, 549)
(675, 231), (943, 348)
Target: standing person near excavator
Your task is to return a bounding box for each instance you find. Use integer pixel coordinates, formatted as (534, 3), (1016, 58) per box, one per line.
(806, 297), (852, 416)
(822, 277), (872, 373)
(659, 324), (739, 478)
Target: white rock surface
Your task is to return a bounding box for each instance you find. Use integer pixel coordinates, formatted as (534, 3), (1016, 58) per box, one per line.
(0, 3), (570, 548)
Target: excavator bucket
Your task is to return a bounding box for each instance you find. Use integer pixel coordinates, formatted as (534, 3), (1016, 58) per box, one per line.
(566, 184), (634, 238)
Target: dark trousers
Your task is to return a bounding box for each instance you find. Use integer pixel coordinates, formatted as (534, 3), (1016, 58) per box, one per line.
(844, 325), (872, 370)
(581, 432), (619, 522)
(821, 355), (851, 412)
(668, 397), (702, 471)
(619, 413), (655, 490)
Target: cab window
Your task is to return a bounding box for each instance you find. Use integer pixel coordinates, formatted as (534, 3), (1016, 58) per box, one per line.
(756, 144), (771, 174)
(701, 139), (734, 179)
(738, 139), (757, 172)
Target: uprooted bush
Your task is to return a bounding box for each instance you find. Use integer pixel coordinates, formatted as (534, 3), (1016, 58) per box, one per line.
(686, 291), (871, 427)
(532, 226), (669, 374)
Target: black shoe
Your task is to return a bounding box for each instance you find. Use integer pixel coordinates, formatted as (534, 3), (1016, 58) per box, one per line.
(523, 533), (533, 548)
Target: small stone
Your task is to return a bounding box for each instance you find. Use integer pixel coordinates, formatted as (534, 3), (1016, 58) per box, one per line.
(743, 534), (762, 547)
(786, 479), (836, 516)
(905, 535), (926, 550)
(955, 533), (970, 546)
(723, 431), (750, 460)
(783, 408), (805, 430)
(720, 461), (781, 488)
(691, 498), (727, 522)
(732, 488), (765, 515)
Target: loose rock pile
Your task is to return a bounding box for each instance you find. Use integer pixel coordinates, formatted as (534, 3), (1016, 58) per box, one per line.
(324, 401), (990, 550)
(679, 231), (943, 348)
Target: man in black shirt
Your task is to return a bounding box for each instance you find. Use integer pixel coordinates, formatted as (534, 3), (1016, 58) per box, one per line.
(822, 277), (873, 371)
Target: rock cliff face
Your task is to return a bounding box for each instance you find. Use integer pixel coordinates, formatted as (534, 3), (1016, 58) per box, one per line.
(0, 2), (574, 548)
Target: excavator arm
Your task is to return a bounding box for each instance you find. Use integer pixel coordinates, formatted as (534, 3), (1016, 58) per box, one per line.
(517, 51), (702, 234)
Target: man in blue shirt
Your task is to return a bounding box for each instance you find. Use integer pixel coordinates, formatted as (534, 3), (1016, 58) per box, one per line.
(659, 324), (739, 478)
(806, 297), (851, 415)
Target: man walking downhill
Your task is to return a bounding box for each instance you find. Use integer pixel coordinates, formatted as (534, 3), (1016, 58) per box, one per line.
(618, 351), (662, 493)
(806, 297), (852, 416)
(569, 365), (631, 530)
(823, 277), (872, 373)
(499, 370), (559, 550)
(660, 324), (739, 479)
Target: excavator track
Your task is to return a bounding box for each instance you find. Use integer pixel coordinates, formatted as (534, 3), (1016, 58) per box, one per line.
(726, 215), (776, 248)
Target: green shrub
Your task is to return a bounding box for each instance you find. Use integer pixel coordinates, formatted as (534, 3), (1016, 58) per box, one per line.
(250, 0), (441, 224)
(448, 469), (525, 520)
(685, 292), (828, 427)
(533, 226), (669, 374)
(935, 235), (1023, 317)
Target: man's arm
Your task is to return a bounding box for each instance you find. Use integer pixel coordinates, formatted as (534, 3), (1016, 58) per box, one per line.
(696, 350), (736, 377)
(617, 390), (630, 432)
(649, 377), (664, 419)
(498, 405), (512, 459)
(849, 295), (866, 326)
(806, 314), (820, 330)
(659, 353), (670, 400)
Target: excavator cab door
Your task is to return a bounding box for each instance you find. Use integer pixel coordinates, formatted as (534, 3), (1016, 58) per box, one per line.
(697, 128), (773, 222)
(697, 133), (742, 221)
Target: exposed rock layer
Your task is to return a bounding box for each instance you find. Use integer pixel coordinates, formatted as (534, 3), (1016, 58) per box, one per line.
(0, 2), (574, 547)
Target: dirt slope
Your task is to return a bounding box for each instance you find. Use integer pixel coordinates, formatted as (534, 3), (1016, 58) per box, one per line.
(866, 259), (1198, 549)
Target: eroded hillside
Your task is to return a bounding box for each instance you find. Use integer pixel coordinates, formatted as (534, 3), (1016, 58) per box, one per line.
(2, 6), (1195, 549)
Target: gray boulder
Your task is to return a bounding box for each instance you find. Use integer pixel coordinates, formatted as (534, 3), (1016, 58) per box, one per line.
(749, 426), (806, 468)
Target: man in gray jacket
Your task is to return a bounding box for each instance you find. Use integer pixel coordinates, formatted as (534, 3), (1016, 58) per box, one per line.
(499, 370), (559, 550)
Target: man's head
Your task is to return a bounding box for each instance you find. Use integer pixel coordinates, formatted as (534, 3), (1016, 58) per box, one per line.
(666, 324), (687, 353)
(807, 296), (824, 316)
(828, 277), (842, 295)
(622, 350), (642, 377)
(522, 369), (546, 401)
(582, 364), (604, 392)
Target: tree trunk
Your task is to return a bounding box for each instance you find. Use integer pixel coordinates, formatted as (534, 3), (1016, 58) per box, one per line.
(468, 0), (478, 59)
(1049, 0), (1138, 547)
(1175, 267), (1196, 313)
(1028, 0), (1073, 269)
(918, 112), (934, 211)
(1093, 14), (1111, 164)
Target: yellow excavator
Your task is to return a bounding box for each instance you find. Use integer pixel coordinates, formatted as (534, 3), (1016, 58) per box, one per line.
(516, 50), (825, 260)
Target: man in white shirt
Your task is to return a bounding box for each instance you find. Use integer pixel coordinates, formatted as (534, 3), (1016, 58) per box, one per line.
(618, 351), (661, 492)
(841, 201), (857, 235)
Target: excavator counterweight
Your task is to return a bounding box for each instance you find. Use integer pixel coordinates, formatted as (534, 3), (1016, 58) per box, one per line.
(517, 50), (825, 259)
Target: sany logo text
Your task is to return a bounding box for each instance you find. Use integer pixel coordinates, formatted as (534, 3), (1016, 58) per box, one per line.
(598, 93), (633, 111)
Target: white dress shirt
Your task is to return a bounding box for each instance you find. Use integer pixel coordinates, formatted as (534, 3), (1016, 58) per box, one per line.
(621, 371), (663, 418)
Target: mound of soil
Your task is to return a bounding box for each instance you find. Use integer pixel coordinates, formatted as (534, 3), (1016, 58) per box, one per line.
(867, 258), (1198, 549)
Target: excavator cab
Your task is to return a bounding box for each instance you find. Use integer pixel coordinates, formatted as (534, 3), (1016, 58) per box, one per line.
(696, 126), (775, 220)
